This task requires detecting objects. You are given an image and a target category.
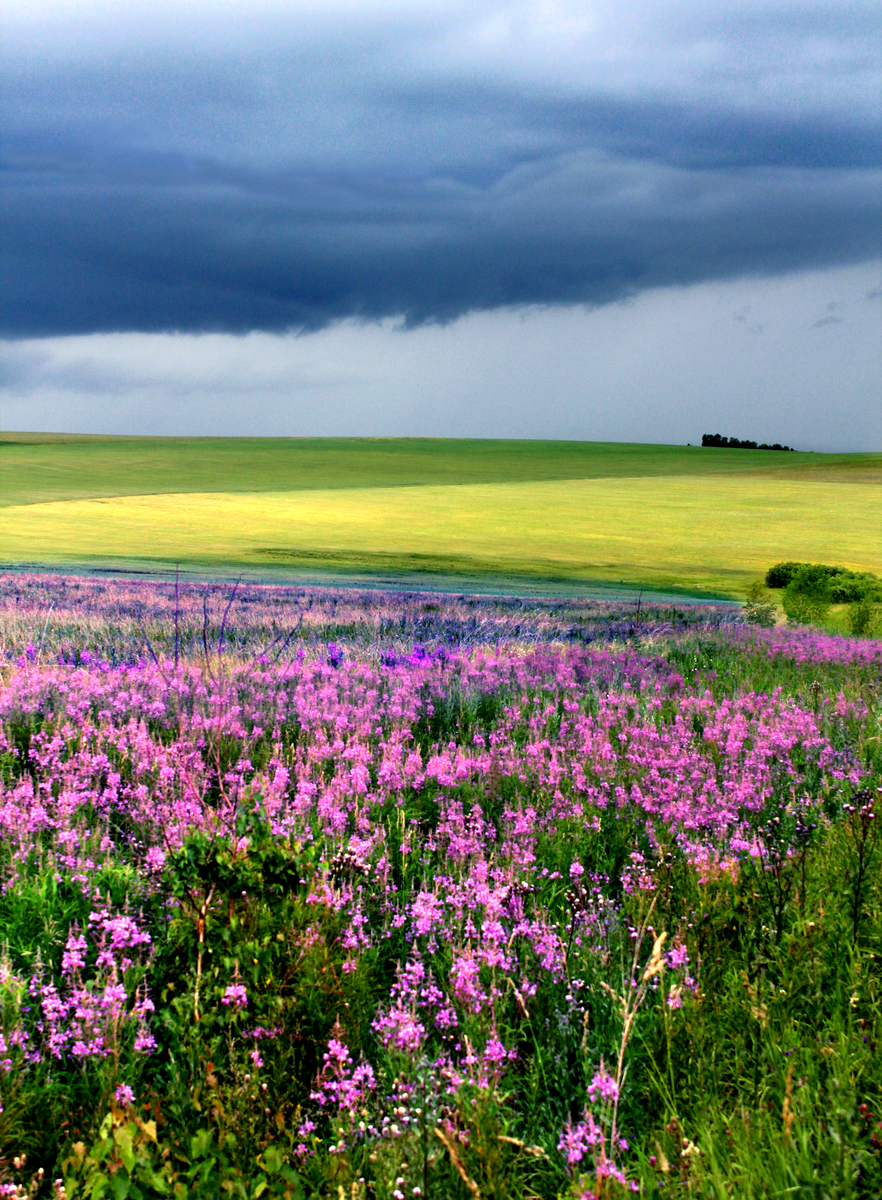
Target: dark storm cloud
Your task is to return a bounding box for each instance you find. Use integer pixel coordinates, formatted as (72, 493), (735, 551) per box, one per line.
(1, 1), (880, 337)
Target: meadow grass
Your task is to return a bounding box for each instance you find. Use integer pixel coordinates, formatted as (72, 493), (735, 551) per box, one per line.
(0, 436), (878, 597)
(1, 433), (879, 506)
(0, 474), (879, 598)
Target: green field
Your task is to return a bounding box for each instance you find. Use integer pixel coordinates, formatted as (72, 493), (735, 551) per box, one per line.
(1, 434), (879, 597)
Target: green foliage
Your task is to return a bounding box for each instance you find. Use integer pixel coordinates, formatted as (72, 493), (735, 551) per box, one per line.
(743, 581), (776, 628)
(848, 598), (880, 638)
(62, 1107), (304, 1199)
(829, 573), (882, 604)
(765, 561), (805, 588)
(140, 802), (383, 1186)
(782, 568), (832, 626)
(768, 561), (881, 605)
(630, 784), (882, 1198)
(63, 1109), (177, 1199)
(412, 680), (509, 757)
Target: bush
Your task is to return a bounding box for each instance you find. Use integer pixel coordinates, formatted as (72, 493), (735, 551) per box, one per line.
(829, 572), (881, 603)
(62, 1108), (303, 1199)
(743, 581), (776, 628)
(766, 562), (880, 602)
(765, 562), (805, 588)
(847, 598), (879, 638)
(782, 568), (832, 626)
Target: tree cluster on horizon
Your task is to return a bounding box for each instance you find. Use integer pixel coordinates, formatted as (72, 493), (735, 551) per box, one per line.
(702, 433), (795, 451)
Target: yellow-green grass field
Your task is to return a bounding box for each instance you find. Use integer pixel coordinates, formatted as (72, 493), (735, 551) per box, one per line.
(0, 436), (879, 597)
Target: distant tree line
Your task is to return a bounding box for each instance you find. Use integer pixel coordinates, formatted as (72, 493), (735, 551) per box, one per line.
(702, 433), (795, 450)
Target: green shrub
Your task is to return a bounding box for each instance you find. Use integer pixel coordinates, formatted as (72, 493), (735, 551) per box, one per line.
(767, 561), (880, 604)
(743, 581), (776, 628)
(765, 561), (805, 588)
(847, 598), (880, 638)
(782, 575), (831, 626)
(790, 564), (840, 592)
(62, 1107), (304, 1199)
(830, 572), (881, 603)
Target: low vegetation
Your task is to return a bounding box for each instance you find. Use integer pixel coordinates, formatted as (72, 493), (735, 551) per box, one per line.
(1, 436), (866, 508)
(0, 439), (879, 598)
(759, 563), (882, 638)
(0, 576), (878, 1198)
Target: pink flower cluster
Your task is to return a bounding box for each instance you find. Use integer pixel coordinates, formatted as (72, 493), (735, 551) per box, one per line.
(34, 909), (154, 1063)
(0, 574), (875, 1153)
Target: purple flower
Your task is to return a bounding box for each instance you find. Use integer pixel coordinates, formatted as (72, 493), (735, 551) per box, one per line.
(588, 1066), (619, 1105)
(558, 1111), (602, 1167)
(134, 1029), (157, 1054)
(221, 983), (248, 1010)
(61, 931), (88, 976)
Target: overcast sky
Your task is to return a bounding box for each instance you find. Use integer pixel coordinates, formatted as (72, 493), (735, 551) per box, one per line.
(1, 0), (880, 449)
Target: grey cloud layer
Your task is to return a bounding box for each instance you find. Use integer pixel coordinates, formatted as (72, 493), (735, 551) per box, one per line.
(2, 1), (880, 336)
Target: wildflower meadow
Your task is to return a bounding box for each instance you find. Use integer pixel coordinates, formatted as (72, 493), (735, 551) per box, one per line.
(0, 575), (879, 1198)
